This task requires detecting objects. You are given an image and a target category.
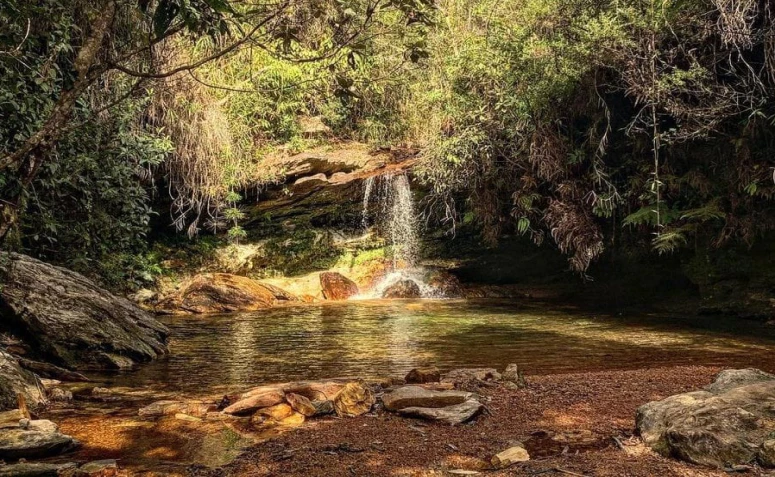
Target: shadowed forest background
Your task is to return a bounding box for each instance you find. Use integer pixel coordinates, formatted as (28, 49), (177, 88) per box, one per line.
(2, 0), (775, 317)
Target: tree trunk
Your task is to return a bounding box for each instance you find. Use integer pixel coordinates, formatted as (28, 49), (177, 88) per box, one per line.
(0, 1), (116, 241)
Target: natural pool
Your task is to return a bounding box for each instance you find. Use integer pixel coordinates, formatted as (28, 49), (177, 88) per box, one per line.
(95, 299), (775, 396)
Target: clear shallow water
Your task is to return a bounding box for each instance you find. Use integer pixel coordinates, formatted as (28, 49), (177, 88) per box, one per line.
(96, 299), (775, 396)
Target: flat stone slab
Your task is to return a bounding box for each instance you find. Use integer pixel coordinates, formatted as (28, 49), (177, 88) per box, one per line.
(223, 389), (286, 415)
(383, 386), (474, 411)
(0, 462), (76, 477)
(637, 368), (775, 469)
(397, 399), (484, 425)
(0, 427), (80, 460)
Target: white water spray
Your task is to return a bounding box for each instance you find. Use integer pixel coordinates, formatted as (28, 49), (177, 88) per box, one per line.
(361, 172), (434, 297)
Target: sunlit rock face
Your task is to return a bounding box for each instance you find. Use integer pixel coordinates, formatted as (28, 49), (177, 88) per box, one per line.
(156, 273), (298, 314)
(319, 272), (359, 300)
(0, 253), (168, 370)
(637, 368), (775, 469)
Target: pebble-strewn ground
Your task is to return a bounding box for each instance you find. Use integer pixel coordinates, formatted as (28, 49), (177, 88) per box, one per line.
(203, 366), (749, 477)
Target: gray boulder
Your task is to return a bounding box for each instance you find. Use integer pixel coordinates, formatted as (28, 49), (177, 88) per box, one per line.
(0, 253), (169, 370)
(0, 350), (45, 411)
(637, 368), (775, 469)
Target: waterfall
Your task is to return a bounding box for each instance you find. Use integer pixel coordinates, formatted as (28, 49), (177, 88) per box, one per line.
(361, 172), (433, 297)
(362, 172), (420, 268)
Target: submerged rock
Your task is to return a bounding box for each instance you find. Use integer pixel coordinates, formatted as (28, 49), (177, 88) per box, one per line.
(397, 400), (484, 425)
(382, 386), (474, 411)
(0, 253), (169, 370)
(76, 460), (117, 477)
(320, 272), (359, 300)
(0, 351), (45, 411)
(636, 368), (775, 468)
(156, 273), (297, 314)
(382, 280), (422, 299)
(0, 425), (80, 460)
(75, 459), (118, 477)
(138, 400), (217, 419)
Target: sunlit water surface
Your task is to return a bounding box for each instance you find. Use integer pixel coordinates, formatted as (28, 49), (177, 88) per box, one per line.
(95, 299), (775, 396)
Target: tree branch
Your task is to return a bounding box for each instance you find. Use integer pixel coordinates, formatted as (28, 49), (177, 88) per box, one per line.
(0, 1), (117, 171)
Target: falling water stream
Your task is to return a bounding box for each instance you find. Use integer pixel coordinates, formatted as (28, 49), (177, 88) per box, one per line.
(361, 172), (435, 297)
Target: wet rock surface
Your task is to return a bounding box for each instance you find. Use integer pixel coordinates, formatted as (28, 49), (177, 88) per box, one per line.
(382, 279), (422, 299)
(156, 273), (297, 314)
(319, 272), (359, 300)
(637, 368), (775, 468)
(0, 253), (169, 370)
(0, 422), (80, 460)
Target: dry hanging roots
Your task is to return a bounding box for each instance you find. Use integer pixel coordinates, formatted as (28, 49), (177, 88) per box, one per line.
(333, 382), (375, 417)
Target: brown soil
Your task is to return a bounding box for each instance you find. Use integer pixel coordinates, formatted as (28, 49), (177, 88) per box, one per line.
(201, 366), (753, 477)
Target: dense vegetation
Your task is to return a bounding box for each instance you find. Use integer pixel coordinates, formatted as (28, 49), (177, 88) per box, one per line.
(2, 0), (775, 286)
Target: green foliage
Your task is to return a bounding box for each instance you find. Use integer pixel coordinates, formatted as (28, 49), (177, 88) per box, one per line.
(260, 229), (342, 277)
(17, 89), (172, 288)
(408, 0), (775, 271)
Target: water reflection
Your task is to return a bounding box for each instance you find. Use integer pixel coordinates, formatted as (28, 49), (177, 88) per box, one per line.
(96, 300), (775, 396)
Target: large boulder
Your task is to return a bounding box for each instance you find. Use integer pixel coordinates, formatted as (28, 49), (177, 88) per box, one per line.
(0, 351), (45, 411)
(0, 254), (169, 370)
(319, 272), (359, 300)
(636, 368), (775, 469)
(382, 280), (422, 299)
(156, 273), (297, 314)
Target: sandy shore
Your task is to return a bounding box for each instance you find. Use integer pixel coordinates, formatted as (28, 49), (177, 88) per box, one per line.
(195, 365), (761, 477)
